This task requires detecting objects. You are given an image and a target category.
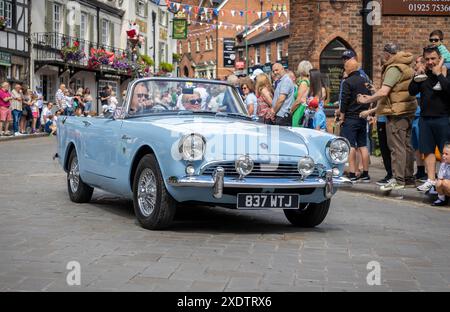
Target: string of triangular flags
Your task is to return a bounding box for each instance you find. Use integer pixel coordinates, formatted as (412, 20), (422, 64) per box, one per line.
(186, 22), (290, 39)
(165, 1), (289, 20)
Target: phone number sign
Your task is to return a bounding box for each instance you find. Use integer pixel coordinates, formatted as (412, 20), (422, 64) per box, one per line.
(383, 0), (450, 16)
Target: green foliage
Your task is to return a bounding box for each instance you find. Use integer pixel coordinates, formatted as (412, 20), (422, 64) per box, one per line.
(139, 54), (154, 66)
(172, 53), (182, 62)
(159, 62), (174, 72)
(371, 125), (381, 157)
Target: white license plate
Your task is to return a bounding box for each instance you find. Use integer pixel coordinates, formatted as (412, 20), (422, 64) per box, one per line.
(237, 193), (299, 209)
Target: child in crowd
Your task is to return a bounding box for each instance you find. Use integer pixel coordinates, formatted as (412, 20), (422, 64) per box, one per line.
(102, 91), (118, 117)
(30, 94), (39, 133)
(303, 97), (327, 131)
(432, 143), (450, 206)
(45, 110), (61, 136)
(429, 30), (450, 70)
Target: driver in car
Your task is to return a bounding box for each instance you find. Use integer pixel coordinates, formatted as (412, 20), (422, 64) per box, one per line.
(180, 92), (202, 111)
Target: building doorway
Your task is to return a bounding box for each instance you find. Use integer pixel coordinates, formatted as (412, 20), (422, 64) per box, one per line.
(319, 38), (353, 106)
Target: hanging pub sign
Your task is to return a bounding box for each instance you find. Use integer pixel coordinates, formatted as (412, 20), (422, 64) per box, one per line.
(173, 18), (187, 39)
(223, 38), (236, 68)
(382, 0), (450, 16)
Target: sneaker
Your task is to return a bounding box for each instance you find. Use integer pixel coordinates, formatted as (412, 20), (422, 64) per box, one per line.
(376, 176), (392, 186)
(359, 175), (371, 183)
(349, 176), (360, 183)
(433, 82), (442, 91)
(405, 179), (416, 188)
(14, 132), (20, 136)
(3, 131), (12, 136)
(414, 74), (428, 83)
(417, 180), (435, 192)
(432, 197), (448, 206)
(426, 186), (438, 195)
(380, 178), (405, 191)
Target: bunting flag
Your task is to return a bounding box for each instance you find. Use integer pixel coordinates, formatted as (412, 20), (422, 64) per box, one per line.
(257, 11), (262, 19)
(231, 10), (235, 16)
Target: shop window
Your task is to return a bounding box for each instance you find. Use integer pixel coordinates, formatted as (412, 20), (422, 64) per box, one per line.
(320, 38), (352, 106)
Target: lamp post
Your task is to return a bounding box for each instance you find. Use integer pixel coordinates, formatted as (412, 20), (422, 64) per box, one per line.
(245, 0), (248, 75)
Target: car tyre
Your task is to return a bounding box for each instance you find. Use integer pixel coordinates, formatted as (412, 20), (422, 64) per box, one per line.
(283, 199), (330, 227)
(133, 154), (176, 230)
(67, 150), (94, 203)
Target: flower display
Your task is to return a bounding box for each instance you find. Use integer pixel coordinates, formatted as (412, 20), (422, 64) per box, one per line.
(0, 16), (7, 29)
(60, 41), (85, 62)
(111, 54), (130, 71)
(88, 48), (114, 69)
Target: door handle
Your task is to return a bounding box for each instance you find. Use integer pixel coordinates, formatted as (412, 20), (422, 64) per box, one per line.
(121, 134), (132, 140)
(82, 120), (92, 127)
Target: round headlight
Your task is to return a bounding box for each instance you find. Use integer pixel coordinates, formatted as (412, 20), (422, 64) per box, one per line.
(327, 138), (350, 164)
(179, 134), (206, 161)
(235, 155), (254, 177)
(297, 157), (315, 177)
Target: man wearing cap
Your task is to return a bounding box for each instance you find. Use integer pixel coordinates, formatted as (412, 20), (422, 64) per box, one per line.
(358, 43), (417, 191)
(271, 63), (295, 126)
(250, 68), (264, 82)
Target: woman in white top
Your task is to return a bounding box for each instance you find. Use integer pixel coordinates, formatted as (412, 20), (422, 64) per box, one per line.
(240, 78), (258, 120)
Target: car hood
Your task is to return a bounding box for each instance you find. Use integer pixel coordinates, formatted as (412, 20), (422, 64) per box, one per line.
(137, 115), (311, 158)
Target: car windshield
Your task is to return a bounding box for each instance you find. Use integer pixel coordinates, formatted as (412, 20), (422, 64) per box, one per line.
(127, 79), (247, 116)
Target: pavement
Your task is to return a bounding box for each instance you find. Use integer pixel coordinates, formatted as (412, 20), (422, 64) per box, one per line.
(349, 156), (436, 205)
(0, 132), (49, 141)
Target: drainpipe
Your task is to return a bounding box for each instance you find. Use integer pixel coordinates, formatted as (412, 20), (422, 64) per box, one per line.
(360, 0), (374, 81)
(152, 11), (156, 73)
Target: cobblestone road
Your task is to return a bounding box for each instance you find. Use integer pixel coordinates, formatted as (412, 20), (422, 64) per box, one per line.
(1, 137), (449, 291)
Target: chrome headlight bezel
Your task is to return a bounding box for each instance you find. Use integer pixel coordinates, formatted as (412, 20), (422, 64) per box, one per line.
(326, 138), (350, 165)
(297, 156), (315, 177)
(235, 155), (254, 178)
(178, 133), (206, 161)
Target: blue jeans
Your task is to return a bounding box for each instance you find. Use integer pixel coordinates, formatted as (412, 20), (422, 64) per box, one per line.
(11, 109), (22, 133)
(84, 101), (92, 112)
(64, 107), (74, 116)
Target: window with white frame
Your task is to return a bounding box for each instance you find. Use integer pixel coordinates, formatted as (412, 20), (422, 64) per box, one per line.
(265, 43), (271, 63)
(6, 66), (12, 79)
(210, 36), (213, 51)
(159, 42), (167, 63)
(187, 41), (191, 53)
(205, 37), (209, 51)
(80, 13), (87, 40)
(53, 3), (62, 33)
(159, 9), (167, 27)
(277, 41), (283, 61)
(0, 0), (13, 27)
(101, 20), (110, 46)
(196, 39), (200, 53)
(137, 0), (146, 17)
(255, 46), (260, 64)
(178, 42), (182, 54)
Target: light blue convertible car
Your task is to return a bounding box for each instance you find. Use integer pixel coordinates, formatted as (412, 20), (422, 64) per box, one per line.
(57, 78), (351, 230)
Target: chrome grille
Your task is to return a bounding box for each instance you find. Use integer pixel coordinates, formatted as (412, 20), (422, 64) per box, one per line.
(201, 162), (321, 178)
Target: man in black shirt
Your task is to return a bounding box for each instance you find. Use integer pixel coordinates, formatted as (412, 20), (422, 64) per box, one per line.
(340, 59), (372, 182)
(409, 45), (450, 192)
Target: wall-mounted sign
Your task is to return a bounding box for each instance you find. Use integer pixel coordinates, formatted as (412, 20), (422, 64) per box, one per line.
(383, 0), (450, 16)
(135, 19), (147, 33)
(223, 38), (236, 68)
(160, 28), (168, 41)
(172, 19), (187, 39)
(0, 52), (11, 67)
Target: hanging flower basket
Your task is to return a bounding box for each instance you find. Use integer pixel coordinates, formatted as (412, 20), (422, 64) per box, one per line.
(0, 17), (7, 30)
(60, 41), (85, 62)
(88, 48), (114, 69)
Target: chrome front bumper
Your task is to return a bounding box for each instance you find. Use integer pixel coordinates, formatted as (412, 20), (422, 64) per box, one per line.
(167, 170), (353, 199)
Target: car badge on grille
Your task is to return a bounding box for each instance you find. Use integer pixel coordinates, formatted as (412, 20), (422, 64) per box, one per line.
(260, 143), (268, 150)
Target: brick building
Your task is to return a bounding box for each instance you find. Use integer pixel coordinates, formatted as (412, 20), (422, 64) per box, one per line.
(177, 0), (289, 79)
(289, 0), (450, 105)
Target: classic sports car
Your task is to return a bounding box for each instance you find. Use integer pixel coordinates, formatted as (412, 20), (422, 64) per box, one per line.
(57, 78), (351, 230)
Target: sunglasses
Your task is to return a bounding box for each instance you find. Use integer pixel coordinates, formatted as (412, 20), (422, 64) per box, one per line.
(137, 93), (149, 99)
(189, 99), (201, 105)
(429, 38), (440, 43)
(242, 86), (248, 90)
